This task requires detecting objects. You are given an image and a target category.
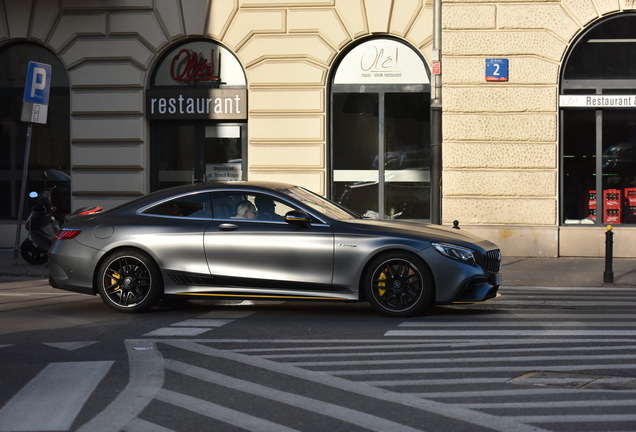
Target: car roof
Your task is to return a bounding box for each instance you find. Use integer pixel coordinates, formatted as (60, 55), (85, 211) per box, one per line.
(112, 181), (300, 212)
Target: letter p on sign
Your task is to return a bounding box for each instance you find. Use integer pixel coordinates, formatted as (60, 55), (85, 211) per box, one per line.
(30, 67), (47, 98)
(23, 62), (51, 104)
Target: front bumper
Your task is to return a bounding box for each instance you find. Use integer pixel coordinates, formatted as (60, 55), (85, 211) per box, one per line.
(419, 247), (502, 305)
(451, 274), (501, 303)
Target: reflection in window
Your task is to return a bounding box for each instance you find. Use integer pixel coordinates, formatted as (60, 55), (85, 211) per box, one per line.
(561, 14), (636, 225)
(332, 91), (431, 219)
(564, 14), (636, 80)
(562, 110), (596, 223)
(143, 193), (212, 218)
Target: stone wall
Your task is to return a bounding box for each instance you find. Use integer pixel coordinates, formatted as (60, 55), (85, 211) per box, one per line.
(0, 0), (434, 207)
(221, 0), (435, 195)
(3, 0), (636, 256)
(441, 0), (636, 256)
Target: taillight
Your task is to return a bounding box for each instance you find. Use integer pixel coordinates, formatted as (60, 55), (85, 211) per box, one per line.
(55, 229), (81, 240)
(79, 206), (103, 215)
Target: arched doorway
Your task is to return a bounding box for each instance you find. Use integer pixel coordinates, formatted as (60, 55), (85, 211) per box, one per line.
(560, 13), (636, 225)
(0, 42), (70, 220)
(147, 39), (247, 191)
(329, 37), (431, 220)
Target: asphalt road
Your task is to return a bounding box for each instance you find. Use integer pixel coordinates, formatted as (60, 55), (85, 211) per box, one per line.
(1, 278), (636, 432)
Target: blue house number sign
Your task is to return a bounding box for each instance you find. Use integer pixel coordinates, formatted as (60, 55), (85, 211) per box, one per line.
(485, 58), (508, 82)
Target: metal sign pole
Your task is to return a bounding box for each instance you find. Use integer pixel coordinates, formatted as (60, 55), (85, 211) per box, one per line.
(13, 123), (33, 264)
(13, 61), (52, 265)
(430, 0), (442, 225)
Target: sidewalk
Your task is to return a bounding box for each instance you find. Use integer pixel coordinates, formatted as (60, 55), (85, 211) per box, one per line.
(0, 248), (635, 287)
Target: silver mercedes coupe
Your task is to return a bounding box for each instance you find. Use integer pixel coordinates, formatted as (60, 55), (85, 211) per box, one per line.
(48, 181), (502, 317)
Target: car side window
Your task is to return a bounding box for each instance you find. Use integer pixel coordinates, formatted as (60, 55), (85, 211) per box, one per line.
(142, 193), (212, 219)
(253, 193), (295, 221)
(211, 191), (298, 221)
(212, 192), (245, 219)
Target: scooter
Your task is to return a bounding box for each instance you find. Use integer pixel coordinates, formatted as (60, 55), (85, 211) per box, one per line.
(20, 187), (104, 265)
(20, 188), (60, 265)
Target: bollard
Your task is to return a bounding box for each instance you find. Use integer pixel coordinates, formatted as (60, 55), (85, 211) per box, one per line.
(604, 225), (614, 283)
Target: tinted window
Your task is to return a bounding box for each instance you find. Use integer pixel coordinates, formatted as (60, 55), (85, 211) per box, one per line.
(212, 191), (296, 221)
(564, 14), (636, 80)
(142, 193), (212, 218)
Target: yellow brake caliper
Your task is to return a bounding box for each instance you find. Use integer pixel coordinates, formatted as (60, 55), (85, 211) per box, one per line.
(378, 271), (387, 297)
(111, 272), (121, 291)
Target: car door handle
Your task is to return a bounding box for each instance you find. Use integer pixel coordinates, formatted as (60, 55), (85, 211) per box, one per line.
(217, 223), (239, 231)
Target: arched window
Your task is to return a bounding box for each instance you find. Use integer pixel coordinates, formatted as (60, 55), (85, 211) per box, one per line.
(329, 37), (431, 220)
(560, 14), (636, 225)
(0, 43), (70, 220)
(147, 39), (247, 191)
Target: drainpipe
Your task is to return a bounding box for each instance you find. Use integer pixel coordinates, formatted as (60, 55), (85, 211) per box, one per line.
(430, 0), (442, 225)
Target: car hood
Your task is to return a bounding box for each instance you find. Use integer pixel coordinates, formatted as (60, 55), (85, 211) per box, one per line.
(339, 219), (497, 249)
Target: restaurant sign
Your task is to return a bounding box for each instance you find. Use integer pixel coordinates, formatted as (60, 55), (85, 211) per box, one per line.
(148, 40), (247, 120)
(146, 88), (247, 120)
(333, 38), (430, 85)
(560, 95), (636, 108)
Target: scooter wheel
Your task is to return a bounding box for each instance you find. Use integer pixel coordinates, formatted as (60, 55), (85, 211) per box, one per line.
(20, 240), (48, 265)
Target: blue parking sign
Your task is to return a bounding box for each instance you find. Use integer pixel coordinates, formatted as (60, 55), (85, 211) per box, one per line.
(485, 58), (508, 82)
(23, 61), (51, 104)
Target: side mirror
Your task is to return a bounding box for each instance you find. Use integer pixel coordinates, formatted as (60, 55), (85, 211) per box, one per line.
(285, 210), (311, 225)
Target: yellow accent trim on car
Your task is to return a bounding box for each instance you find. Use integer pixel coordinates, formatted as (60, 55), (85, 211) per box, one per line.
(175, 292), (348, 301)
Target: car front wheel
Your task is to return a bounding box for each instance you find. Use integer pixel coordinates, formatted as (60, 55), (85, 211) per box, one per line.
(96, 249), (162, 313)
(364, 252), (433, 317)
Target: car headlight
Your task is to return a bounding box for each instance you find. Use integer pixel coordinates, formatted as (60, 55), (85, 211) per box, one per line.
(432, 242), (476, 264)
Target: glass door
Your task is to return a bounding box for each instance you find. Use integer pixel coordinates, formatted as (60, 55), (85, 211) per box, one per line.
(332, 92), (380, 217)
(384, 92), (431, 219)
(151, 122), (246, 191)
(204, 125), (244, 182)
(331, 89), (431, 219)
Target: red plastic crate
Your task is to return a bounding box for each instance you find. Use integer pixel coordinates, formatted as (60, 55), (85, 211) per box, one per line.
(604, 189), (622, 224)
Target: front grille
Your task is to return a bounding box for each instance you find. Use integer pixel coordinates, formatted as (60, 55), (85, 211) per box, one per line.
(484, 249), (502, 272)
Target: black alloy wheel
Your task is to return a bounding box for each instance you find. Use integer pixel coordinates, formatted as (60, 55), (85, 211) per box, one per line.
(364, 252), (433, 317)
(97, 249), (162, 313)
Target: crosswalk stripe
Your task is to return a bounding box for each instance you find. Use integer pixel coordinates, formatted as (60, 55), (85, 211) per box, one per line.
(164, 359), (425, 432)
(258, 344), (636, 360)
(164, 340), (547, 432)
(385, 329), (636, 336)
(328, 363), (636, 377)
(398, 321), (636, 327)
(43, 341), (99, 351)
(122, 418), (176, 432)
(156, 388), (300, 432)
(143, 311), (252, 337)
(76, 340), (162, 432)
(290, 353), (636, 367)
(507, 414), (636, 423)
(0, 361), (113, 432)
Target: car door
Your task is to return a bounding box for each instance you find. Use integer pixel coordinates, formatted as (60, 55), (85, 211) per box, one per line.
(203, 191), (335, 292)
(138, 191), (213, 275)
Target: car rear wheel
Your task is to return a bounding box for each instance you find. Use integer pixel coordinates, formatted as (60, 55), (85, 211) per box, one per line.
(97, 249), (162, 313)
(364, 252), (433, 317)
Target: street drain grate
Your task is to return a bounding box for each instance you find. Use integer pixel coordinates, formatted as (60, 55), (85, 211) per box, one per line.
(508, 372), (636, 390)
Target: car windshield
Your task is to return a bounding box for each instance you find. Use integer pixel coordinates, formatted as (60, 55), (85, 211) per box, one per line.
(279, 186), (359, 221)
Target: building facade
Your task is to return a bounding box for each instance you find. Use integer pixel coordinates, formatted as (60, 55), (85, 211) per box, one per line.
(1, 0), (636, 257)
